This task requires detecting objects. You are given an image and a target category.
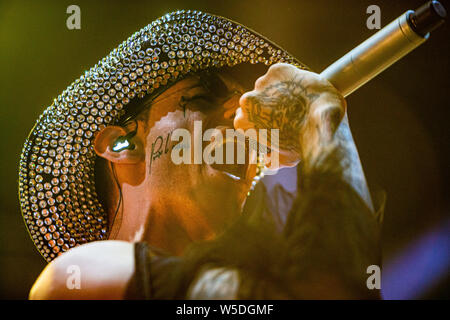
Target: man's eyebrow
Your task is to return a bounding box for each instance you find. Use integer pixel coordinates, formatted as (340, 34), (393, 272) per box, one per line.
(148, 81), (204, 105)
(118, 78), (206, 125)
(142, 72), (234, 110)
(199, 72), (234, 97)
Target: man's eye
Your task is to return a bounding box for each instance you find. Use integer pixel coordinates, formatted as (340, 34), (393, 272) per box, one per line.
(180, 95), (211, 108)
(186, 95), (209, 102)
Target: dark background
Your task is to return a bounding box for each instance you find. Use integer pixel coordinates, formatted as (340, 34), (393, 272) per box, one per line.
(0, 0), (448, 299)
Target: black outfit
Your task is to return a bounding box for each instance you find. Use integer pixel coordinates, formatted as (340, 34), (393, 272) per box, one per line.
(125, 154), (385, 299)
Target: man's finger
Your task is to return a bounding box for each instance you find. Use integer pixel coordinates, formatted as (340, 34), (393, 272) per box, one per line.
(233, 107), (253, 131)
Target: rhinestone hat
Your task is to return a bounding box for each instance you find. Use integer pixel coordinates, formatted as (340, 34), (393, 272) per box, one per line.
(18, 10), (308, 262)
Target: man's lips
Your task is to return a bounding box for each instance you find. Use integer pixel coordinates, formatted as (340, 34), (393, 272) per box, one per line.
(210, 162), (248, 181)
(206, 126), (255, 182)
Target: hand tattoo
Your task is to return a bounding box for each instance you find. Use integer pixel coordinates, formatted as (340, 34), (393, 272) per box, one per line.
(334, 119), (374, 211)
(244, 76), (320, 151)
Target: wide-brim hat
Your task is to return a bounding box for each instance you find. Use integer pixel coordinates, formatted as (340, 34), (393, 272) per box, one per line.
(18, 10), (308, 262)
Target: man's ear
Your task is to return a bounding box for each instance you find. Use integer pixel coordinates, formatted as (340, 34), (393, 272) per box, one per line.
(93, 126), (144, 164)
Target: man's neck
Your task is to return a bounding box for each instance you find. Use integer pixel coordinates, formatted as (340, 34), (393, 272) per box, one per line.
(110, 183), (221, 256)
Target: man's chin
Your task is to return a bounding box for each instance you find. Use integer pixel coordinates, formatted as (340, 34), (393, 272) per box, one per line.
(203, 164), (257, 210)
(204, 163), (254, 191)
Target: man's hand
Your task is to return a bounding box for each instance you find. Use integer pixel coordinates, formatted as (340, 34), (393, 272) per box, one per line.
(234, 63), (346, 167)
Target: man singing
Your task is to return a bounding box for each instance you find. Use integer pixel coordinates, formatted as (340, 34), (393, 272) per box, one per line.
(19, 10), (383, 299)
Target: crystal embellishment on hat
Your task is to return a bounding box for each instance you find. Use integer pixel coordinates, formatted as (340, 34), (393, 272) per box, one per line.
(18, 10), (307, 262)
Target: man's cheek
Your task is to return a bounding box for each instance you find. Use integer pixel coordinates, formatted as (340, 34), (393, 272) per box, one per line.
(147, 130), (174, 175)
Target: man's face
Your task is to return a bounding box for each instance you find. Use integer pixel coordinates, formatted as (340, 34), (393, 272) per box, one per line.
(135, 68), (258, 233)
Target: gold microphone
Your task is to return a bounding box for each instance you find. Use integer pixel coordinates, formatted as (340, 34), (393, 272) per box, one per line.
(320, 1), (446, 97)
